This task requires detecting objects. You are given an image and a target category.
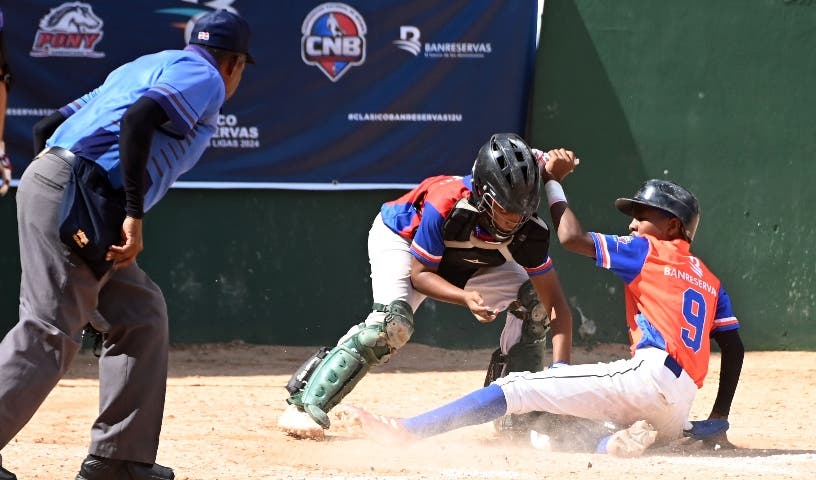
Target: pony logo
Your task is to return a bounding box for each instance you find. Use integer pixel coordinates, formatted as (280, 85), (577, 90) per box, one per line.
(30, 2), (105, 58)
(301, 3), (367, 82)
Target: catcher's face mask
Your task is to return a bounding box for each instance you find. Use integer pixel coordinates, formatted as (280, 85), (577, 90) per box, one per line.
(478, 192), (527, 241)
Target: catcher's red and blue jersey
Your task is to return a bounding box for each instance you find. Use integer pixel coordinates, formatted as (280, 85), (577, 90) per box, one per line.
(380, 174), (553, 278)
(591, 233), (739, 387)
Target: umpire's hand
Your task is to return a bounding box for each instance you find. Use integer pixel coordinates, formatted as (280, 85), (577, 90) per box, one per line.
(107, 216), (144, 269)
(0, 153), (11, 197)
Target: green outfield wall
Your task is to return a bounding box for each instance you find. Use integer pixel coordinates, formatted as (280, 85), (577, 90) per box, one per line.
(1, 1), (814, 349)
(527, 0), (816, 350)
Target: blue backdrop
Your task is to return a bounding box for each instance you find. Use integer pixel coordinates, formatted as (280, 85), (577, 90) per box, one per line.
(2, 0), (538, 189)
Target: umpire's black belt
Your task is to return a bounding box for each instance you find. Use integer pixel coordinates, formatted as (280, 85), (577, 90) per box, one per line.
(664, 354), (683, 378)
(38, 146), (77, 165)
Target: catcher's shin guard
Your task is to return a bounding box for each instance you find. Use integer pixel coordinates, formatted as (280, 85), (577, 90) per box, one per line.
(484, 348), (507, 386)
(285, 346), (330, 396)
(294, 300), (414, 428)
(495, 329), (549, 437)
(492, 281), (552, 437)
(505, 330), (548, 374)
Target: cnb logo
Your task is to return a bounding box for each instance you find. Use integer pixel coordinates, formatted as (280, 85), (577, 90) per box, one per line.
(301, 3), (366, 82)
(30, 1), (105, 58)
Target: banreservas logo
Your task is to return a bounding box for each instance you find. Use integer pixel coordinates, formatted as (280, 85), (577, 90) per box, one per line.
(393, 25), (492, 59)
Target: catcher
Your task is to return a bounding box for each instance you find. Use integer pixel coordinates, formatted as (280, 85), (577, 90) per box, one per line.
(278, 133), (574, 439)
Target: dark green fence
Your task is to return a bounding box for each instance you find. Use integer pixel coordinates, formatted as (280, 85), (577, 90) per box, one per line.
(528, 0), (816, 349)
(0, 188), (506, 347)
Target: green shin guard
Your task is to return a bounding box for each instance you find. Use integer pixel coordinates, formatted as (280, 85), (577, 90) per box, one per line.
(299, 343), (371, 428)
(297, 323), (397, 428)
(297, 300), (414, 429)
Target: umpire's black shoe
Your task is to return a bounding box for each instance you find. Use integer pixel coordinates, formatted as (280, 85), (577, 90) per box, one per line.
(0, 454), (16, 480)
(76, 454), (174, 480)
(0, 463), (15, 479)
(0, 466), (14, 480)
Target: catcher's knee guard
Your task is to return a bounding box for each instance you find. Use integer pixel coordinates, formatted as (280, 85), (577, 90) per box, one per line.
(289, 300), (414, 428)
(508, 280), (550, 325)
(505, 280), (551, 374)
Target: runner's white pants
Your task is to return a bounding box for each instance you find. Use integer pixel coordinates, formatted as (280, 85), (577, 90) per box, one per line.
(494, 347), (697, 443)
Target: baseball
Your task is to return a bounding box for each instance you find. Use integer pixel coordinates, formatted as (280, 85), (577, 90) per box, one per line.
(529, 429), (553, 451)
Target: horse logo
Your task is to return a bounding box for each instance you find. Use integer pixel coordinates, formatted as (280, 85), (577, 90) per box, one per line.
(31, 2), (105, 58)
(40, 2), (102, 32)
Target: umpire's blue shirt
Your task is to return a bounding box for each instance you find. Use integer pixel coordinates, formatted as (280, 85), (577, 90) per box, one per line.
(47, 45), (224, 212)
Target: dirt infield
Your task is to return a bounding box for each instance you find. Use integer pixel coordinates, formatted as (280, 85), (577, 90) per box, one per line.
(2, 343), (814, 479)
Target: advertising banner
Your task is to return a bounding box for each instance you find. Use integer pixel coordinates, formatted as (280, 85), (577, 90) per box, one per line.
(3, 1), (538, 189)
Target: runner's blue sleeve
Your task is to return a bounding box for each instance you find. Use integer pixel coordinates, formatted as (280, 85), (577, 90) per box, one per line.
(590, 233), (650, 284)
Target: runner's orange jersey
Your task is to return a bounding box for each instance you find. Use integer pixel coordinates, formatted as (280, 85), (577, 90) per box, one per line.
(591, 233), (739, 387)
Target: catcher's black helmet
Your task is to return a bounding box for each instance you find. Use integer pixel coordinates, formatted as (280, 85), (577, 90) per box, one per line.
(614, 179), (701, 241)
(471, 133), (540, 239)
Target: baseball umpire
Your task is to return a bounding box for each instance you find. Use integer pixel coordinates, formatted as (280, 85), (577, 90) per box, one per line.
(278, 133), (574, 439)
(0, 10), (252, 479)
(345, 152), (744, 457)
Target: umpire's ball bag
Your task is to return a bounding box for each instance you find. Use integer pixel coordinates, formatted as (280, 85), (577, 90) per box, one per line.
(58, 156), (126, 280)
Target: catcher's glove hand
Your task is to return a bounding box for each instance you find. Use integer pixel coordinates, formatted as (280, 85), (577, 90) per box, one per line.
(0, 152), (11, 197)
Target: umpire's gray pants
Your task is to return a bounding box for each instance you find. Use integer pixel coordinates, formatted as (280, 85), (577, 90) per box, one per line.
(0, 152), (169, 463)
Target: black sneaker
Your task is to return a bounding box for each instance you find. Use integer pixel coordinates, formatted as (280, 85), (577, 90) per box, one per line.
(76, 454), (174, 480)
(0, 454), (16, 480)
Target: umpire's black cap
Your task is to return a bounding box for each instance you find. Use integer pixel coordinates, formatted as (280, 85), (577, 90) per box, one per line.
(189, 10), (255, 63)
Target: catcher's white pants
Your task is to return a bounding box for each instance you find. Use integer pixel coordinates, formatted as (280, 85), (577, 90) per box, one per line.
(494, 347), (698, 443)
(341, 214), (527, 354)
